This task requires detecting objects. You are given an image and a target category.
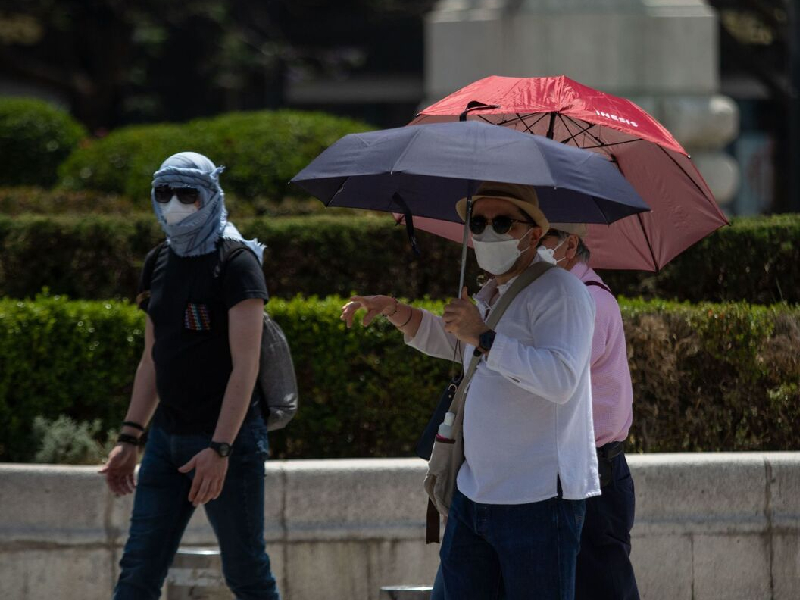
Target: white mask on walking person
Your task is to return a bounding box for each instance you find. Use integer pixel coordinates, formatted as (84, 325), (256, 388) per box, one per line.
(161, 196), (199, 225)
(472, 228), (533, 275)
(536, 238), (568, 265)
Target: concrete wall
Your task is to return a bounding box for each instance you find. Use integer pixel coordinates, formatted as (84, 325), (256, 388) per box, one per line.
(0, 454), (798, 600)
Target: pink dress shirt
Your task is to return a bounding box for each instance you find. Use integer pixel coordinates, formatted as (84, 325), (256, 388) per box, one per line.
(570, 263), (633, 446)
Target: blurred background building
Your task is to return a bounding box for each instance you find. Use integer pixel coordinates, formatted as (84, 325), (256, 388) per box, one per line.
(0, 0), (798, 215)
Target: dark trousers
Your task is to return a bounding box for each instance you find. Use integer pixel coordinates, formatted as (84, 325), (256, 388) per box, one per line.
(113, 418), (280, 600)
(439, 487), (586, 600)
(575, 451), (640, 600)
(431, 451), (639, 600)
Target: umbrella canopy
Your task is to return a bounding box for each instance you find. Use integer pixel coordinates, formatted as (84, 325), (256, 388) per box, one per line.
(292, 120), (648, 225)
(410, 75), (729, 271)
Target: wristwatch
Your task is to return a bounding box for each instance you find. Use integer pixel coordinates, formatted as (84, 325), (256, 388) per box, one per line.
(209, 441), (232, 458)
(477, 329), (496, 354)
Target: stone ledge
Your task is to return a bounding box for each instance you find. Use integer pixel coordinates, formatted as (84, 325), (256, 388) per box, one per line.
(1, 454), (798, 600)
(1, 454), (797, 544)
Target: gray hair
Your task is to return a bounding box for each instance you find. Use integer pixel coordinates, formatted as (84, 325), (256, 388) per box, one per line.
(550, 229), (591, 263)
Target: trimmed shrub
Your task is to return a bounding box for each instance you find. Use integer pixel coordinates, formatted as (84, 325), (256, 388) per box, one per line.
(0, 295), (143, 461)
(32, 416), (114, 465)
(58, 110), (371, 204)
(621, 299), (800, 452)
(0, 187), (139, 215)
(600, 214), (800, 305)
(0, 295), (798, 462)
(0, 213), (467, 302)
(0, 98), (87, 187)
(0, 186), (327, 217)
(0, 213), (797, 305)
(57, 122), (188, 202)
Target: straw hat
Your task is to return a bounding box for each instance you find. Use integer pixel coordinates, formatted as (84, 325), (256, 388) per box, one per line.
(549, 222), (588, 237)
(456, 181), (549, 233)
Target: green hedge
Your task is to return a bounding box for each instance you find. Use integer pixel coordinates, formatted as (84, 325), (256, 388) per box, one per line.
(0, 186), (328, 218)
(0, 295), (143, 462)
(0, 187), (139, 215)
(0, 213), (798, 305)
(602, 214), (800, 305)
(58, 110), (371, 204)
(0, 295), (798, 462)
(0, 98), (87, 187)
(0, 214), (466, 303)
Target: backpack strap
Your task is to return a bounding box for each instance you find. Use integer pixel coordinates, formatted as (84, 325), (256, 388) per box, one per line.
(212, 241), (257, 281)
(584, 280), (613, 295)
(136, 241), (168, 309)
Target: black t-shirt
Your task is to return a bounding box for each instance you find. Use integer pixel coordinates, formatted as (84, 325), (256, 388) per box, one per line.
(138, 239), (269, 434)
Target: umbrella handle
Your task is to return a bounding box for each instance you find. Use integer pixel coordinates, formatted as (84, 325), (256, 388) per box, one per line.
(457, 197), (472, 296)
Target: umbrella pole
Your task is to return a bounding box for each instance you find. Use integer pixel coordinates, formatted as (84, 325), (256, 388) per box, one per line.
(457, 196), (472, 295)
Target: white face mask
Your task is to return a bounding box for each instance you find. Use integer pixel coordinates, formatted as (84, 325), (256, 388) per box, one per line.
(161, 196), (199, 225)
(536, 238), (568, 265)
(472, 228), (532, 275)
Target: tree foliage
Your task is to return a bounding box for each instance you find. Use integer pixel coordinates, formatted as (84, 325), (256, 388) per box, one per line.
(0, 1), (436, 129)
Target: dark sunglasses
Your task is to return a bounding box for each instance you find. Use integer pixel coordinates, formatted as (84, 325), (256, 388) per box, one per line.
(469, 214), (532, 235)
(154, 185), (200, 204)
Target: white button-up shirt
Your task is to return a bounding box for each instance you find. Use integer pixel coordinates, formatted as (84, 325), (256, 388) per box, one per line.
(408, 266), (600, 504)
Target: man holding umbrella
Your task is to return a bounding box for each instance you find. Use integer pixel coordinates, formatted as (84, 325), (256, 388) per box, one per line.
(538, 224), (639, 600)
(342, 182), (600, 600)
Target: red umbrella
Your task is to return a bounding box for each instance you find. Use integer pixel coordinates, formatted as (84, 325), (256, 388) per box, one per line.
(406, 75), (729, 271)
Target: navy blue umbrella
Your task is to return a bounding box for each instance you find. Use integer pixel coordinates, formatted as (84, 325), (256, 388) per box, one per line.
(291, 121), (649, 293)
(291, 121), (649, 225)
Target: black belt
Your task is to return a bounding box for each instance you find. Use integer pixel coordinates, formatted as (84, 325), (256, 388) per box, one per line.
(597, 441), (624, 461)
(596, 442), (624, 488)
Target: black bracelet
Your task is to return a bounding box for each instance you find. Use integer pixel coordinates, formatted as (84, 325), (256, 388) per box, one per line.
(385, 298), (399, 317)
(121, 420), (145, 432)
(398, 306), (413, 328)
(116, 433), (141, 446)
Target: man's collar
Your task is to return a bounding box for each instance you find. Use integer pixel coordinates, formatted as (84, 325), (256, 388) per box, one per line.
(570, 261), (591, 281)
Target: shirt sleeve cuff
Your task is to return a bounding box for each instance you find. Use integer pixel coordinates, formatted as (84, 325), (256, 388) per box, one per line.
(225, 290), (269, 310)
(404, 308), (434, 349)
(484, 332), (523, 385)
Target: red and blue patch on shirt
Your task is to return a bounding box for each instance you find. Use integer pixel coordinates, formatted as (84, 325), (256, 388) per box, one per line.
(184, 302), (212, 331)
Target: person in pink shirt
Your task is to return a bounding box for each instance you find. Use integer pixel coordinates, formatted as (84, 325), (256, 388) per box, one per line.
(538, 223), (639, 600)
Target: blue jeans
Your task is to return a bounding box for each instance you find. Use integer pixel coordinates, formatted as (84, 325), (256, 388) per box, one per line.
(113, 417), (280, 600)
(439, 487), (586, 600)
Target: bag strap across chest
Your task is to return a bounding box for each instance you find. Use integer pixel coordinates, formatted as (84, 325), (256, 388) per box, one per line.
(136, 240), (257, 309)
(456, 261), (555, 398)
(135, 241), (168, 309)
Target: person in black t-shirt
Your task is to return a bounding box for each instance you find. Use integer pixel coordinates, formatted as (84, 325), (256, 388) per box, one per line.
(100, 152), (280, 600)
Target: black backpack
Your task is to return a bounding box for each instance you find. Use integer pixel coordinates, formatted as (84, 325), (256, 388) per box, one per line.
(139, 241), (298, 431)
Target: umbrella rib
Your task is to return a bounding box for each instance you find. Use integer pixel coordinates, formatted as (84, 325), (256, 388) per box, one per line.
(637, 212), (660, 271)
(556, 114), (579, 146)
(494, 112), (548, 130)
(327, 178), (350, 206)
(559, 115), (615, 160)
(519, 113), (546, 135)
(558, 120), (597, 145)
(613, 157), (659, 271)
(561, 115), (650, 153)
(655, 144), (716, 203)
(580, 139), (643, 150)
(561, 115), (619, 157)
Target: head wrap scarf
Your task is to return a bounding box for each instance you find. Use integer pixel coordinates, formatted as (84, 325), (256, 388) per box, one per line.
(151, 152), (265, 263)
